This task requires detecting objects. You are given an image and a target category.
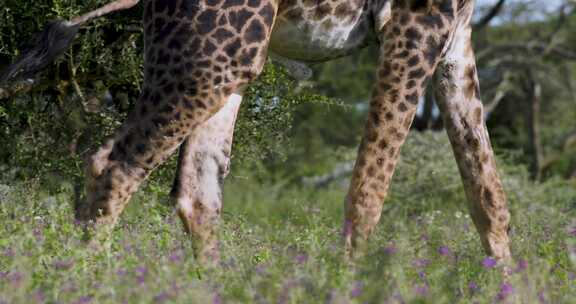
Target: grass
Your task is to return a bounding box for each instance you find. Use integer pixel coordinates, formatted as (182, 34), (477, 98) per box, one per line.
(0, 132), (575, 303)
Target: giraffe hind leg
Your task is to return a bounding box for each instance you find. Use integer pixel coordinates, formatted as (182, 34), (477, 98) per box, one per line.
(170, 94), (242, 264)
(434, 24), (511, 262)
(344, 3), (456, 259)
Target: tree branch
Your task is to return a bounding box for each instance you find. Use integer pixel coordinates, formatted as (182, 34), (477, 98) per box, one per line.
(478, 42), (576, 61)
(0, 80), (37, 100)
(473, 0), (507, 31)
(524, 70), (543, 181)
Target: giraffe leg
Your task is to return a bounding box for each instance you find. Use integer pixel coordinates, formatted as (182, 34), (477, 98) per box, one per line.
(434, 25), (511, 263)
(76, 0), (277, 257)
(170, 94), (242, 264)
(344, 4), (455, 259)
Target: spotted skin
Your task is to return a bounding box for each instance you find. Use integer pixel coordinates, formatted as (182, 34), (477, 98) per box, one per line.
(344, 0), (454, 258)
(271, 0), (373, 61)
(77, 0), (277, 258)
(343, 1), (510, 263)
(71, 0), (511, 265)
(434, 3), (510, 261)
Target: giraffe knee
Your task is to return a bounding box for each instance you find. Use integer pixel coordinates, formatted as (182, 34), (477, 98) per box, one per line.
(174, 148), (227, 224)
(176, 200), (193, 234)
(176, 195), (221, 234)
(217, 148), (232, 180)
(86, 139), (115, 179)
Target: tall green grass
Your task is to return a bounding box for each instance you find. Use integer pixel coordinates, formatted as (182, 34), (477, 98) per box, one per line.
(1, 133), (575, 303)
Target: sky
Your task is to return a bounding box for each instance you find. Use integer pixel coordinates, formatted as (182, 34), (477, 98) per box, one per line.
(477, 0), (563, 8)
(475, 0), (566, 23)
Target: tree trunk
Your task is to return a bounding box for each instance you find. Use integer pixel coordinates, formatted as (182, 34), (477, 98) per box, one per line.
(525, 73), (543, 181)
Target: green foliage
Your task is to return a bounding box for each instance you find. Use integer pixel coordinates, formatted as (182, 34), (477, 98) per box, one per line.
(0, 0), (143, 181)
(2, 0), (575, 185)
(0, 1), (310, 184)
(0, 133), (575, 303)
(235, 62), (313, 165)
(477, 8), (576, 179)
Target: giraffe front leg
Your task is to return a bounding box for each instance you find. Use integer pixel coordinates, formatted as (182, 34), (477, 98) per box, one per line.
(344, 6), (452, 259)
(78, 138), (148, 249)
(77, 0), (277, 256)
(434, 25), (511, 263)
(170, 94), (242, 265)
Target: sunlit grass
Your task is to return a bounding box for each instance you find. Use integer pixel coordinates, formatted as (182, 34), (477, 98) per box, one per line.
(0, 133), (575, 303)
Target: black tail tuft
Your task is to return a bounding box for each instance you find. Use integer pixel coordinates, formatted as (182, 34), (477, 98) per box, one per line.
(0, 21), (80, 83)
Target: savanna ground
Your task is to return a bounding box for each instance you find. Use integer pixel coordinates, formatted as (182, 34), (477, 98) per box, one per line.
(1, 133), (575, 303)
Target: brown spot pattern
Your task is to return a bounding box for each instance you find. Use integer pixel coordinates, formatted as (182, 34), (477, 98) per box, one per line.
(73, 0), (510, 265)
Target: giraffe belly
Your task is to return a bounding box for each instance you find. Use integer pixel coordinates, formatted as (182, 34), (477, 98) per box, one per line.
(269, 16), (374, 63)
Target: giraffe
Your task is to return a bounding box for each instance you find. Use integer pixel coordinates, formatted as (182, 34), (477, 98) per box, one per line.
(1, 0), (511, 265)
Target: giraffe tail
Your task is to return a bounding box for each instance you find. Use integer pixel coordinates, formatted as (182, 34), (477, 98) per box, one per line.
(0, 21), (80, 83)
(0, 0), (140, 84)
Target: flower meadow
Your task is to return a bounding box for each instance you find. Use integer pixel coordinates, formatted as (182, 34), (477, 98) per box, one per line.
(0, 133), (575, 303)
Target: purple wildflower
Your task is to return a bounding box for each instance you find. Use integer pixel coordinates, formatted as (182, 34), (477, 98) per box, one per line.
(538, 290), (548, 304)
(74, 296), (92, 304)
(468, 281), (479, 294)
(135, 266), (147, 274)
(169, 253), (182, 263)
(255, 264), (267, 276)
(53, 259), (74, 270)
(295, 254), (308, 265)
(412, 259), (430, 268)
(568, 226), (576, 237)
(123, 244), (133, 253)
(383, 245), (397, 255)
(212, 293), (222, 304)
(33, 228), (44, 242)
(8, 272), (23, 286)
(438, 246), (451, 257)
(61, 281), (78, 293)
(34, 289), (46, 303)
(153, 292), (170, 303)
(350, 281), (363, 298)
(135, 266), (147, 284)
(418, 271), (426, 279)
(496, 282), (514, 302)
(414, 284), (428, 297)
(3, 249), (14, 258)
(482, 257), (497, 268)
(515, 259), (528, 273)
